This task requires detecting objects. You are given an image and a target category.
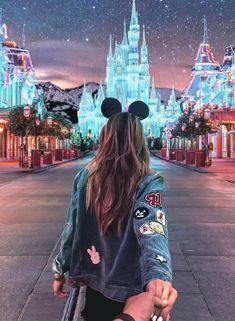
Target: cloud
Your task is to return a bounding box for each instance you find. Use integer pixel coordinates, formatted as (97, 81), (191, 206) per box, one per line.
(28, 40), (107, 88)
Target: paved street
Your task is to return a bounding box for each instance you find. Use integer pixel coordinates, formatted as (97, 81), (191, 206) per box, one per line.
(0, 155), (234, 321)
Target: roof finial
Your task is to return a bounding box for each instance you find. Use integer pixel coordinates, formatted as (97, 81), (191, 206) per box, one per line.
(202, 15), (208, 43)
(22, 24), (26, 48)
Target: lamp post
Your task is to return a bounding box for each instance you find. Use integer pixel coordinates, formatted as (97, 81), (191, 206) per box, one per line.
(47, 116), (53, 149)
(35, 118), (40, 149)
(203, 108), (211, 166)
(22, 105), (31, 167)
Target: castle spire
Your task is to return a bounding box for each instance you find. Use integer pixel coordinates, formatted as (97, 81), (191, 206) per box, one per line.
(130, 0), (138, 26)
(142, 25), (147, 48)
(202, 15), (208, 44)
(22, 24), (26, 48)
(150, 77), (157, 100)
(122, 19), (128, 45)
(108, 34), (112, 57)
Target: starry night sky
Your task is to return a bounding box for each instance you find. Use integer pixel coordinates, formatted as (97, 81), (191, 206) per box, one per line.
(1, 0), (235, 90)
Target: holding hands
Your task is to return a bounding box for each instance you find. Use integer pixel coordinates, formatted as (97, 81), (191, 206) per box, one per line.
(147, 279), (178, 321)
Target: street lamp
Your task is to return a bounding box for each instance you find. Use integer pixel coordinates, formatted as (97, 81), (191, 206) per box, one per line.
(23, 105), (31, 118)
(204, 109), (211, 120)
(47, 116), (53, 126)
(22, 106), (31, 168)
(46, 116), (53, 149)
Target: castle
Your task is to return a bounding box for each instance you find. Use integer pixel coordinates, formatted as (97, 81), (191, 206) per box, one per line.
(0, 16), (44, 159)
(78, 0), (181, 138)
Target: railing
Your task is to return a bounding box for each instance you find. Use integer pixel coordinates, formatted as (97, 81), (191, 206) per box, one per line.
(61, 288), (80, 321)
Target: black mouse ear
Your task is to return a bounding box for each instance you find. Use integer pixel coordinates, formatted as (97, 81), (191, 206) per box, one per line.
(101, 98), (122, 118)
(128, 100), (149, 120)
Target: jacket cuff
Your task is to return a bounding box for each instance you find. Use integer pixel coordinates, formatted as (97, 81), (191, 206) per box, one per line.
(143, 269), (173, 286)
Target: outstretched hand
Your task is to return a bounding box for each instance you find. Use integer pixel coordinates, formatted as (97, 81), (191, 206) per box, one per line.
(147, 279), (178, 321)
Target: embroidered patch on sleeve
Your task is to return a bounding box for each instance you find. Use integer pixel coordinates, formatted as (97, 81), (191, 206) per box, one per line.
(149, 222), (165, 235)
(140, 221), (165, 236)
(156, 254), (167, 263)
(144, 192), (162, 208)
(134, 207), (150, 219)
(140, 223), (155, 235)
(156, 209), (166, 226)
(87, 246), (101, 264)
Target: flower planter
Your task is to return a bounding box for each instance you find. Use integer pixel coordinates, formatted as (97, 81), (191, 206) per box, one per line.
(63, 148), (71, 159)
(176, 149), (185, 162)
(185, 150), (195, 165)
(195, 150), (206, 167)
(43, 150), (53, 165)
(55, 149), (63, 161)
(161, 148), (167, 158)
(169, 149), (176, 160)
(31, 150), (41, 167)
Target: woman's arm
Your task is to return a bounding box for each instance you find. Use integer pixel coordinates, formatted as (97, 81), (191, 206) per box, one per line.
(133, 176), (172, 286)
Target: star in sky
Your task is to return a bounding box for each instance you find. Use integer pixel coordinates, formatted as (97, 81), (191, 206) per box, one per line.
(1, 0), (234, 89)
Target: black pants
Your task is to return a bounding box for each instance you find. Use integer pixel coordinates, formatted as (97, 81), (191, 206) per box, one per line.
(81, 287), (125, 321)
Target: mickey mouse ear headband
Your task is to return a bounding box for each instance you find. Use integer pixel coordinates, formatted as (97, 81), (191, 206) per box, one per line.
(101, 98), (149, 120)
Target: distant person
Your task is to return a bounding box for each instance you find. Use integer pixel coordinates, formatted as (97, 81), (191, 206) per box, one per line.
(52, 98), (176, 321)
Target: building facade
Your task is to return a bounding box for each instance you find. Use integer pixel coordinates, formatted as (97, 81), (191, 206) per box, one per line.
(0, 19), (44, 159)
(183, 17), (235, 158)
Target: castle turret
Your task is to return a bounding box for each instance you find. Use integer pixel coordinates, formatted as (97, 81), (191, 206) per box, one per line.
(184, 16), (221, 98)
(139, 25), (150, 102)
(127, 0), (140, 103)
(106, 35), (115, 97)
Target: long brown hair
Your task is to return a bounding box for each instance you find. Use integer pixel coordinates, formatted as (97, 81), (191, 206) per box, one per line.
(86, 112), (150, 234)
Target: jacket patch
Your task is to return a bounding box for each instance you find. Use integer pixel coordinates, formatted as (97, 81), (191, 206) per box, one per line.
(156, 254), (167, 263)
(134, 207), (150, 219)
(149, 222), (165, 236)
(144, 192), (162, 208)
(87, 246), (101, 264)
(140, 223), (156, 235)
(140, 221), (165, 236)
(156, 209), (166, 226)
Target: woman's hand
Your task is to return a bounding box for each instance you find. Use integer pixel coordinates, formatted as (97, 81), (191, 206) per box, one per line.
(147, 279), (178, 321)
(52, 279), (69, 298)
(120, 292), (168, 321)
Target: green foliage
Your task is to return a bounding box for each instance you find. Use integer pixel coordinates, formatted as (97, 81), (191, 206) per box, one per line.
(42, 112), (72, 139)
(8, 108), (73, 140)
(171, 109), (213, 139)
(7, 106), (40, 137)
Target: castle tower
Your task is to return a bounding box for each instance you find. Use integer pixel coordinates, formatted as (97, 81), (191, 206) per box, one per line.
(139, 25), (150, 103)
(106, 35), (115, 97)
(127, 0), (140, 103)
(184, 16), (221, 98)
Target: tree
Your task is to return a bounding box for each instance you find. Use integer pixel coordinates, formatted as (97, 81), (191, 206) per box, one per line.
(8, 106), (41, 138)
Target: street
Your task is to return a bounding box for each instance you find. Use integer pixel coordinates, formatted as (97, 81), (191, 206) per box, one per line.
(0, 155), (235, 321)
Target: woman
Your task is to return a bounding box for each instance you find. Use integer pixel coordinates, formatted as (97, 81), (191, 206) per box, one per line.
(52, 99), (174, 321)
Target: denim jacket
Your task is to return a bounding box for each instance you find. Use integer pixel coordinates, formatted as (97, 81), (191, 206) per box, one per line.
(53, 167), (172, 302)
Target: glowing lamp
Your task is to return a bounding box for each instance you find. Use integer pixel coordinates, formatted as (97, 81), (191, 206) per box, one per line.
(47, 116), (53, 126)
(204, 109), (211, 120)
(23, 106), (31, 118)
